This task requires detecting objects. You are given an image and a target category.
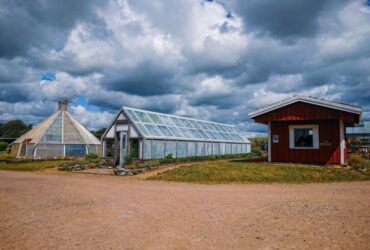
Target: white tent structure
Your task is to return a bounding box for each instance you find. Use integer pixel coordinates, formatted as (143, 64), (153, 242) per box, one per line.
(10, 101), (101, 158)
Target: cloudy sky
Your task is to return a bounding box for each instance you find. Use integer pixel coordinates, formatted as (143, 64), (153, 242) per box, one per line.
(1, 0), (369, 134)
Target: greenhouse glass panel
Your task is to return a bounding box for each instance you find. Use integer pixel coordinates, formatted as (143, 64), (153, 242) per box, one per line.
(168, 127), (185, 137)
(205, 142), (213, 155)
(187, 141), (196, 156)
(196, 142), (205, 156)
(237, 144), (242, 154)
(190, 120), (201, 129)
(157, 125), (174, 137)
(147, 113), (163, 124)
(122, 106), (250, 145)
(171, 117), (185, 127)
(36, 144), (64, 158)
(225, 143), (232, 154)
(144, 140), (152, 159)
(159, 115), (176, 126)
(198, 130), (210, 139)
(65, 144), (86, 156)
(220, 143), (226, 155)
(232, 144), (237, 153)
(153, 140), (164, 159)
(144, 124), (163, 136)
(198, 121), (209, 130)
(134, 111), (153, 123)
(41, 113), (63, 143)
(181, 118), (194, 128)
(136, 123), (150, 136)
(26, 144), (35, 157)
(177, 141), (186, 157)
(212, 143), (219, 155)
(241, 144), (247, 154)
(189, 129), (202, 139)
(205, 131), (217, 140)
(181, 128), (193, 138)
(64, 114), (84, 143)
(126, 109), (140, 122)
(165, 141), (176, 158)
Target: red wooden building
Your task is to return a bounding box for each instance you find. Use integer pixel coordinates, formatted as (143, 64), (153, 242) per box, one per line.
(248, 96), (362, 165)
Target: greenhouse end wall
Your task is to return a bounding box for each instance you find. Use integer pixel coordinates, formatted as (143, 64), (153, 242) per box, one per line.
(142, 139), (250, 160)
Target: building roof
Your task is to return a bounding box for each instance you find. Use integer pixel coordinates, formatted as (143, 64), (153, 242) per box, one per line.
(115, 106), (250, 143)
(346, 121), (370, 135)
(14, 104), (100, 145)
(248, 95), (362, 119)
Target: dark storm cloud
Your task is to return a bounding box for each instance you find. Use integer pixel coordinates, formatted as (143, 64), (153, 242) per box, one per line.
(0, 0), (105, 58)
(231, 0), (348, 40)
(103, 64), (177, 96)
(0, 0), (369, 131)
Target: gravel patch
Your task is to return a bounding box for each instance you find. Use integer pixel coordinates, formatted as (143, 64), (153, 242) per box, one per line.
(0, 171), (369, 249)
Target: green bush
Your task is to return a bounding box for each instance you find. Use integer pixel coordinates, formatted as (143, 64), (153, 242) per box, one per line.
(159, 153), (251, 165)
(349, 154), (365, 170)
(0, 141), (8, 151)
(85, 153), (99, 160)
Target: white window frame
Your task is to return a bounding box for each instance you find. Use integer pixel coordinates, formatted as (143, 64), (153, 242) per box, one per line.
(289, 124), (319, 149)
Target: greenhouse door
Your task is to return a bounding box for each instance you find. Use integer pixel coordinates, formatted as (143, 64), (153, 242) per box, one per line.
(119, 132), (127, 166)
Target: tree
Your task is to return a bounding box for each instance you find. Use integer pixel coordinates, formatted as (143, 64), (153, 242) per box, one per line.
(0, 120), (32, 138)
(91, 128), (106, 139)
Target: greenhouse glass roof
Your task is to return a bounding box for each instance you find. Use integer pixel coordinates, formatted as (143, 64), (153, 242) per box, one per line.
(122, 106), (249, 143)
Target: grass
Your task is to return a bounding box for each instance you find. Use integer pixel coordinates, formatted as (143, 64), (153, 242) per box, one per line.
(0, 159), (73, 172)
(149, 159), (370, 184)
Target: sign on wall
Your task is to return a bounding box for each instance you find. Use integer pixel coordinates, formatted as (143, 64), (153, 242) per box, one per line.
(272, 135), (279, 143)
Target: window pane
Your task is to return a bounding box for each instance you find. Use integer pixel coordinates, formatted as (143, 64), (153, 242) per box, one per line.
(153, 140), (164, 159)
(294, 128), (313, 147)
(136, 123), (150, 136)
(196, 142), (205, 156)
(177, 141), (186, 157)
(212, 143), (219, 155)
(181, 128), (194, 138)
(147, 113), (163, 124)
(220, 143), (226, 155)
(41, 113), (62, 143)
(172, 117), (185, 127)
(144, 140), (152, 159)
(187, 141), (196, 156)
(65, 144), (86, 157)
(225, 143), (232, 154)
(157, 125), (174, 137)
(126, 109), (140, 122)
(168, 127), (185, 137)
(165, 141), (176, 158)
(159, 115), (176, 126)
(134, 111), (152, 123)
(144, 124), (163, 136)
(205, 142), (213, 155)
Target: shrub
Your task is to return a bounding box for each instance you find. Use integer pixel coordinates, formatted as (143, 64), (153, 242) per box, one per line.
(85, 153), (99, 160)
(348, 154), (365, 170)
(0, 141), (8, 151)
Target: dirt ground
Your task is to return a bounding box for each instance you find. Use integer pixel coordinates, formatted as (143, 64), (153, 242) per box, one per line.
(0, 171), (369, 250)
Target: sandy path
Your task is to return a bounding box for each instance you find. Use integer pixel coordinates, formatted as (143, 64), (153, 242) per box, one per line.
(0, 171), (369, 250)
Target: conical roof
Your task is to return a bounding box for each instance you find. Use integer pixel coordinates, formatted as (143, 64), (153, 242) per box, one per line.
(14, 101), (100, 145)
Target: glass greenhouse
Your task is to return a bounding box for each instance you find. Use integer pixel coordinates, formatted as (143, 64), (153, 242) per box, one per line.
(10, 101), (101, 158)
(101, 106), (251, 165)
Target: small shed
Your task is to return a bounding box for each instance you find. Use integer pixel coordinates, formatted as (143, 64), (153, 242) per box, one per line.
(248, 96), (362, 165)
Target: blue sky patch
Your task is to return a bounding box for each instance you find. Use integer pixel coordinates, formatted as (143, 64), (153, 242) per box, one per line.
(41, 72), (56, 81)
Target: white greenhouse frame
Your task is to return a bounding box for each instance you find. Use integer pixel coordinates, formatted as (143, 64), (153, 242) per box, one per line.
(101, 106), (251, 161)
